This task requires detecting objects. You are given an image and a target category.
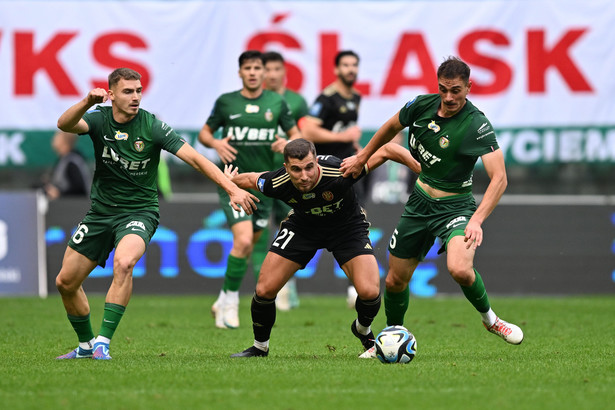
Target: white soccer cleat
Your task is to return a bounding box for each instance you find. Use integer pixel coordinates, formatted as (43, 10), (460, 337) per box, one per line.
(223, 291), (240, 329)
(276, 283), (291, 311)
(211, 290), (227, 329)
(358, 346), (377, 359)
(484, 317), (524, 345)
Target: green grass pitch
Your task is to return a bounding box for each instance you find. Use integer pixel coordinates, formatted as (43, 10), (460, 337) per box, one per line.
(1, 294), (613, 409)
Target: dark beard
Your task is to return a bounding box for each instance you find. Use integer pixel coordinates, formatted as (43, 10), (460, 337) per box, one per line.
(339, 74), (356, 87)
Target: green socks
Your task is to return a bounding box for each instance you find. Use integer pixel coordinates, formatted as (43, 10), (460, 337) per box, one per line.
(251, 227), (270, 279)
(98, 303), (126, 340)
(223, 254), (248, 292)
(460, 270), (491, 313)
(67, 313), (95, 343)
(384, 286), (410, 326)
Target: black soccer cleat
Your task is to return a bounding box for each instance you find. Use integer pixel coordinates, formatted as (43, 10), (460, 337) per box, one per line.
(230, 346), (269, 358)
(351, 320), (375, 350)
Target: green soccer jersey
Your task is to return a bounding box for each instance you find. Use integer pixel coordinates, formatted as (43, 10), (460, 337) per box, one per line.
(283, 89), (309, 122)
(399, 94), (499, 194)
(206, 89), (296, 173)
(82, 106), (185, 214)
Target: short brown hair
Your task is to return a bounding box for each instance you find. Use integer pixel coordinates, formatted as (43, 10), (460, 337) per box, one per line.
(437, 56), (470, 84)
(108, 68), (141, 88)
(284, 139), (317, 163)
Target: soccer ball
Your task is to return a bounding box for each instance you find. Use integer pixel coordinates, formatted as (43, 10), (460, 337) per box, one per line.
(375, 325), (417, 364)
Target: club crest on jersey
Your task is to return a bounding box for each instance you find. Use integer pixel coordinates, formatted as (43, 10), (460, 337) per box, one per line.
(339, 105), (347, 113)
(322, 191), (334, 201)
(439, 136), (449, 148)
(302, 193), (315, 200)
(428, 121), (440, 133)
(264, 109), (273, 122)
(134, 140), (145, 152)
(114, 130), (129, 140)
(245, 104), (260, 114)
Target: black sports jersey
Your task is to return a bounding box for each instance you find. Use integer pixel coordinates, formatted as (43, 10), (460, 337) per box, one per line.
(307, 85), (361, 159)
(255, 155), (368, 228)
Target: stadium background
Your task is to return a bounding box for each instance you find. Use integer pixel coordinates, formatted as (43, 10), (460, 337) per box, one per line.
(1, 0), (614, 296)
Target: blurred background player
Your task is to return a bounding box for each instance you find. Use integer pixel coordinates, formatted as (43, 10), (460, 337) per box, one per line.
(341, 56), (523, 357)
(300, 50), (364, 308)
(257, 50), (309, 311)
(40, 130), (91, 200)
(198, 50), (301, 328)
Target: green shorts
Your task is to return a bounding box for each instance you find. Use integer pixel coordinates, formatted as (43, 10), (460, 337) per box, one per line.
(217, 186), (273, 231)
(68, 209), (159, 267)
(388, 184), (476, 261)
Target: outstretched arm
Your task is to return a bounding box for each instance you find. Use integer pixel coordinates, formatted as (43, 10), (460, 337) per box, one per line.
(175, 143), (259, 214)
(366, 142), (421, 174)
(341, 111), (404, 178)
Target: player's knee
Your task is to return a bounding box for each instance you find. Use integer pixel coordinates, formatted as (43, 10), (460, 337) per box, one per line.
(55, 272), (77, 294)
(113, 255), (137, 278)
(232, 236), (254, 256)
(357, 285), (379, 301)
(448, 264), (474, 286)
(385, 272), (407, 292)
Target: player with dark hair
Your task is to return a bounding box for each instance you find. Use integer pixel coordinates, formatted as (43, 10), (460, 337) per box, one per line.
(54, 67), (257, 360)
(227, 138), (421, 358)
(198, 50), (302, 328)
(341, 56), (524, 357)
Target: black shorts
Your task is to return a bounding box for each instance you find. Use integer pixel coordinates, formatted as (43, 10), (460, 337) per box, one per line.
(269, 214), (374, 269)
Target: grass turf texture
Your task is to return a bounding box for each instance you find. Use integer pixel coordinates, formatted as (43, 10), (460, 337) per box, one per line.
(1, 295), (613, 409)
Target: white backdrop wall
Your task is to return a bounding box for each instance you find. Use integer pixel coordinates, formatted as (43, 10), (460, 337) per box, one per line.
(1, 0), (614, 167)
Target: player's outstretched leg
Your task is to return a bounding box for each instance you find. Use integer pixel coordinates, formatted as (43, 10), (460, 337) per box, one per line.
(230, 293), (275, 358)
(483, 315), (524, 345)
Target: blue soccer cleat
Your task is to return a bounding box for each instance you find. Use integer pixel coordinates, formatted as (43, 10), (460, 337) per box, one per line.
(56, 346), (93, 359)
(92, 342), (112, 360)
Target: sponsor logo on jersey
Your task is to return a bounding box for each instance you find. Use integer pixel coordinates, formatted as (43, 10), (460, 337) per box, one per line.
(288, 198), (297, 204)
(134, 140), (145, 152)
(229, 113), (242, 120)
(256, 219), (269, 228)
(322, 191), (334, 201)
(428, 121), (440, 133)
(364, 243), (372, 250)
(347, 101), (356, 111)
(302, 193), (315, 199)
(412, 121), (423, 128)
(103, 135), (114, 141)
(114, 130), (129, 140)
(265, 109), (273, 122)
(126, 221), (146, 230)
(409, 133), (442, 166)
(439, 136), (449, 148)
(102, 146), (152, 171)
(245, 104), (260, 114)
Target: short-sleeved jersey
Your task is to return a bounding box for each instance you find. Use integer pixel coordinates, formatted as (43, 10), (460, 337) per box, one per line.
(206, 89), (296, 173)
(399, 94), (499, 194)
(307, 85), (361, 159)
(82, 106), (185, 214)
(284, 89), (309, 122)
(255, 155), (368, 229)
